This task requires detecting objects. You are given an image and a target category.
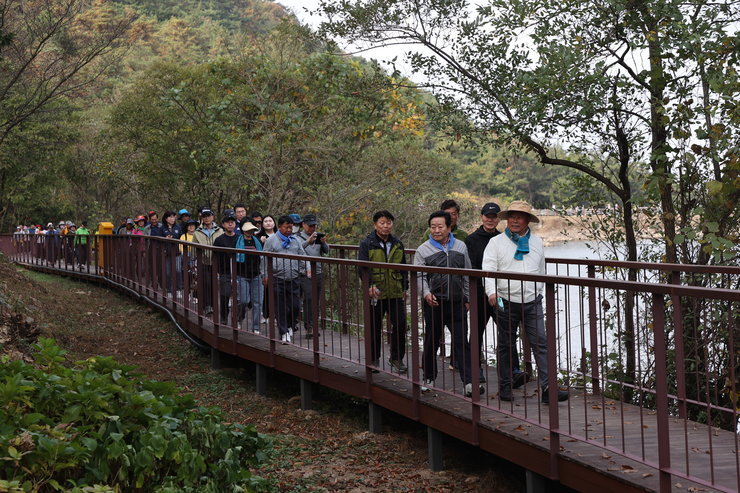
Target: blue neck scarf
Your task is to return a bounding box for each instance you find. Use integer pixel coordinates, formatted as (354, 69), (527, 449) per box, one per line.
(235, 235), (262, 262)
(428, 233), (455, 252)
(277, 231), (294, 249)
(505, 228), (530, 260)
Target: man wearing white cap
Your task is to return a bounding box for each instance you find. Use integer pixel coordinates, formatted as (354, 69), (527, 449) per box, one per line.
(482, 200), (568, 404)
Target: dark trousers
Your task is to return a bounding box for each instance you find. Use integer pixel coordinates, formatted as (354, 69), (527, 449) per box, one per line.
(76, 244), (89, 266)
(497, 296), (549, 390)
(299, 273), (323, 330)
(200, 264), (213, 310)
(219, 274), (246, 324)
(369, 297), (407, 363)
(423, 300), (472, 384)
(472, 288), (522, 373)
(274, 278), (300, 336)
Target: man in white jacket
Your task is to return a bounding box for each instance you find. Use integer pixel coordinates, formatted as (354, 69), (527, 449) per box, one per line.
(482, 201), (568, 404)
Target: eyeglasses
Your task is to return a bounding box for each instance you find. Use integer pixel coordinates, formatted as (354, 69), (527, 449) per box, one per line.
(254, 220), (262, 224)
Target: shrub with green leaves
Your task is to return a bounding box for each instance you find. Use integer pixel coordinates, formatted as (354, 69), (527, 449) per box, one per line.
(0, 338), (270, 492)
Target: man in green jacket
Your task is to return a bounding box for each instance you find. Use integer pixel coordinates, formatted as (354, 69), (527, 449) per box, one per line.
(74, 221), (91, 269)
(358, 210), (408, 373)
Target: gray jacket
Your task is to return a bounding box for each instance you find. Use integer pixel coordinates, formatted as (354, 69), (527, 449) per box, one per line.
(261, 234), (308, 280)
(413, 236), (471, 302)
(296, 231), (330, 275)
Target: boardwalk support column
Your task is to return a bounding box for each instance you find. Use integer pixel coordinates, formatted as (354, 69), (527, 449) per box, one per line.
(255, 363), (268, 396)
(427, 426), (443, 471)
(211, 348), (240, 369)
(369, 402), (383, 433)
(300, 379), (314, 410)
(525, 470), (547, 493)
(210, 347), (221, 369)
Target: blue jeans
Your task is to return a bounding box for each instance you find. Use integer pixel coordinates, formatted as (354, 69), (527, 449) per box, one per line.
(238, 276), (262, 331)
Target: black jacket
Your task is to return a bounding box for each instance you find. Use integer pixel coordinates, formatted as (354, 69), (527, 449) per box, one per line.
(464, 226), (501, 270)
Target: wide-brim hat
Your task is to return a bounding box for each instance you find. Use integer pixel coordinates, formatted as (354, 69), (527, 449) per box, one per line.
(498, 200), (539, 223)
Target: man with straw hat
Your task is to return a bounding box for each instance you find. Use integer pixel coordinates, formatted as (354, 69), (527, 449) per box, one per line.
(482, 200), (568, 404)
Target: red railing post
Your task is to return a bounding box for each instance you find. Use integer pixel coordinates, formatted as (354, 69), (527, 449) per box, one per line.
(409, 270), (422, 419)
(652, 292), (672, 492)
(587, 265), (601, 394)
(311, 259), (320, 381)
(545, 281), (560, 480)
(469, 275), (481, 445)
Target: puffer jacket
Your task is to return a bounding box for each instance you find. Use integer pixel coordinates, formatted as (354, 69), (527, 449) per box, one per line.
(357, 231), (407, 299)
(413, 234), (470, 302)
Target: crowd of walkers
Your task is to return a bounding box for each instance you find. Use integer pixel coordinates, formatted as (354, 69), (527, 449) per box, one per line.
(11, 198), (568, 403)
(13, 221), (93, 267)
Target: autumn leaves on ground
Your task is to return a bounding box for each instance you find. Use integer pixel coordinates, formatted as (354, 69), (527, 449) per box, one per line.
(1, 259), (525, 492)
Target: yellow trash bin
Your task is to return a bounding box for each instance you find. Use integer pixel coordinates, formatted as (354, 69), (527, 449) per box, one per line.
(96, 222), (114, 268)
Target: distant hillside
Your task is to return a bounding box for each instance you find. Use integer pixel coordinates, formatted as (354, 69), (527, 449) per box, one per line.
(112, 0), (292, 35)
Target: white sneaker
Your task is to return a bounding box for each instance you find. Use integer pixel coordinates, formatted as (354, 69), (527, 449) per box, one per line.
(260, 317), (267, 324)
(464, 383), (486, 397)
(287, 331), (293, 344)
(288, 327), (294, 338)
(421, 379), (434, 392)
(280, 333), (288, 344)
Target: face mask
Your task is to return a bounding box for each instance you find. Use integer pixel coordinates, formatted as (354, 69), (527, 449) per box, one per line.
(292, 225), (300, 234)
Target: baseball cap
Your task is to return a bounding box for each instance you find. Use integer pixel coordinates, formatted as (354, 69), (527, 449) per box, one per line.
(200, 208), (213, 217)
(302, 213), (318, 226)
(178, 209), (190, 216)
(288, 213), (302, 224)
(481, 202), (501, 216)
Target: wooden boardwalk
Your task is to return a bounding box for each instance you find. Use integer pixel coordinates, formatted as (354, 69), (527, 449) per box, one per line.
(14, 260), (739, 493)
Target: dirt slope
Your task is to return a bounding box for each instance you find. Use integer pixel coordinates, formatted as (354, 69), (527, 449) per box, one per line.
(2, 259), (531, 493)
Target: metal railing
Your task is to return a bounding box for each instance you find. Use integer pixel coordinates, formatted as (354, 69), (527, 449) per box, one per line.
(3, 233), (739, 492)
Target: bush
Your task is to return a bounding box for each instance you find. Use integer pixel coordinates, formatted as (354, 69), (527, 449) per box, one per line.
(0, 338), (270, 492)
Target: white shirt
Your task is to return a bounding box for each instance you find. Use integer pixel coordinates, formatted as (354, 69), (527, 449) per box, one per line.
(481, 231), (545, 303)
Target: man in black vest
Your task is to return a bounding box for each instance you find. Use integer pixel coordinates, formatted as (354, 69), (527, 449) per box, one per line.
(465, 203), (528, 387)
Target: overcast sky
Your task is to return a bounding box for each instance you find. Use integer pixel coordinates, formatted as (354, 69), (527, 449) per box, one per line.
(274, 0), (415, 76)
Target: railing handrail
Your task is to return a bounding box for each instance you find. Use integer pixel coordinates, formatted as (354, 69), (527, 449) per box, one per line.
(126, 235), (740, 301)
(11, 233), (740, 274)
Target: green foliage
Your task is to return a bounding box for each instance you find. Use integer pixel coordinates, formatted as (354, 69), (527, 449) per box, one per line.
(0, 338), (270, 492)
(317, 0), (739, 266)
(108, 26), (451, 240)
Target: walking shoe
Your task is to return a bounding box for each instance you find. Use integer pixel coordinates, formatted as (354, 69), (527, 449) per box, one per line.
(465, 383), (486, 397)
(421, 379), (434, 392)
(499, 387), (513, 401)
(280, 333), (289, 344)
(389, 359), (408, 373)
(541, 386), (569, 404)
(204, 307), (213, 315)
(288, 327), (294, 338)
(512, 371), (531, 389)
